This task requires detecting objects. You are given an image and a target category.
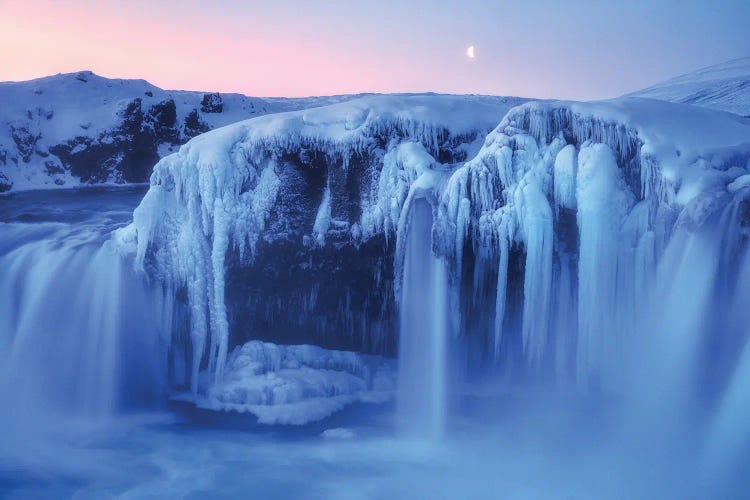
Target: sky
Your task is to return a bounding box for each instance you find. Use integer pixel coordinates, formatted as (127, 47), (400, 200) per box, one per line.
(1, 0), (749, 100)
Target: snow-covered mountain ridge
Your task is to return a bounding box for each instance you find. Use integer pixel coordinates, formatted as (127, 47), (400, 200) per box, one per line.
(0, 70), (376, 192)
(628, 57), (750, 117)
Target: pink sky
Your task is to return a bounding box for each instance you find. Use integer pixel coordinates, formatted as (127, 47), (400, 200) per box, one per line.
(2, 0), (749, 99)
(0, 1), (382, 96)
(1, 0), (474, 97)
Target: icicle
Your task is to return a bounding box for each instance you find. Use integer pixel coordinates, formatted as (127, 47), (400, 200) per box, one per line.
(209, 197), (231, 384)
(493, 225), (509, 360)
(553, 144), (578, 211)
(313, 178), (332, 246)
(360, 141), (435, 241)
(455, 197), (471, 282)
(517, 181), (554, 368)
(575, 143), (634, 389)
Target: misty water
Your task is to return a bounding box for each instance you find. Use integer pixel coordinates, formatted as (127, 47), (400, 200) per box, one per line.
(0, 187), (749, 499)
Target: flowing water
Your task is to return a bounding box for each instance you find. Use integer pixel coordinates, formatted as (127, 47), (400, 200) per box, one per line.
(0, 187), (167, 422)
(396, 199), (449, 439)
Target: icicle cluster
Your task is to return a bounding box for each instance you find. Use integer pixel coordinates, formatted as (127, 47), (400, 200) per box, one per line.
(435, 99), (750, 386)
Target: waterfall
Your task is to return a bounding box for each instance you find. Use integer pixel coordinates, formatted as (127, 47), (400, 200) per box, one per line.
(0, 197), (169, 426)
(700, 190), (750, 471)
(396, 199), (449, 439)
(708, 247), (750, 470)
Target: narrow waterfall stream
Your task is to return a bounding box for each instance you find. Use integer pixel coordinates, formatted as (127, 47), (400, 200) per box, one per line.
(396, 199), (449, 439)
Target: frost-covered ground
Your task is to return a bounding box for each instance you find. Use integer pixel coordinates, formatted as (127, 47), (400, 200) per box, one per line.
(628, 57), (750, 116)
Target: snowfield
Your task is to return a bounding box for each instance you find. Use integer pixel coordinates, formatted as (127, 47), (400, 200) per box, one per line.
(628, 57), (750, 117)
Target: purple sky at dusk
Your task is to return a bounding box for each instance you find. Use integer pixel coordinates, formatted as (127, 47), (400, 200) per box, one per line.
(1, 0), (749, 99)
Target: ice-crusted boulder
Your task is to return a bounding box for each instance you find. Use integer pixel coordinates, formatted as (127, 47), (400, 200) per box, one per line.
(184, 340), (395, 425)
(117, 93), (526, 393)
(0, 71), (358, 192)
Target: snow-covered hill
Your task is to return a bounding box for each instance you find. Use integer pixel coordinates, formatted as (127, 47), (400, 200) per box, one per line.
(0, 71), (364, 192)
(628, 57), (750, 117)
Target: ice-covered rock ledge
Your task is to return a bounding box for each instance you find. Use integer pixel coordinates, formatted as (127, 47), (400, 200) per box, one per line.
(176, 340), (395, 425)
(120, 92), (750, 396)
(117, 94), (525, 393)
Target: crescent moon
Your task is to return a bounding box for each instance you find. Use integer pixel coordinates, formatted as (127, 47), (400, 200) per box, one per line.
(467, 46), (475, 59)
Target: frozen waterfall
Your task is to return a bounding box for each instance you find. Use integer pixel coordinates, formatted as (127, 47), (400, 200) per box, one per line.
(108, 95), (750, 484)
